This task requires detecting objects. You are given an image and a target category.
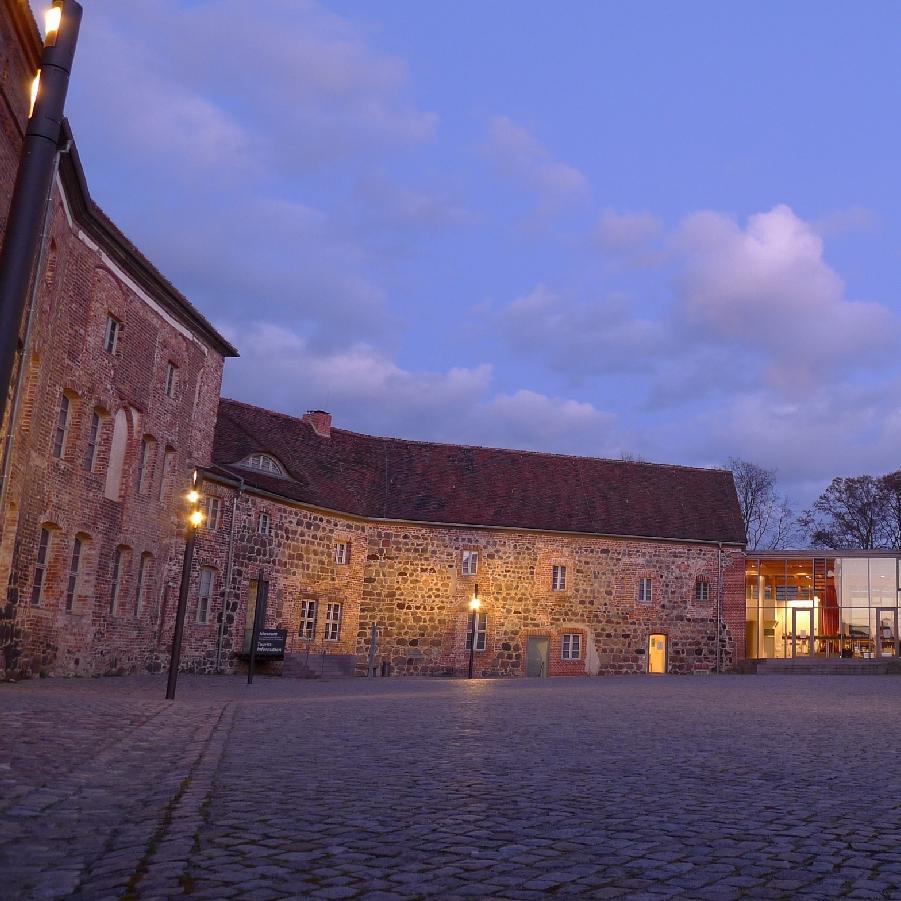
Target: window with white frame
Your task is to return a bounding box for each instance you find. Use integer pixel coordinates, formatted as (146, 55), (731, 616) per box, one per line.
(240, 453), (284, 475)
(31, 527), (52, 606)
(465, 612), (488, 651)
(461, 550), (478, 576)
(197, 567), (215, 624)
(104, 315), (122, 354)
(65, 536), (83, 612)
(325, 602), (342, 641)
(51, 394), (70, 458)
(562, 633), (582, 660)
(552, 564), (567, 591)
(695, 578), (710, 603)
(85, 409), (102, 472)
(206, 496), (221, 530)
(110, 546), (126, 614)
(259, 512), (270, 535)
(135, 554), (152, 617)
(164, 362), (178, 398)
(638, 577), (653, 604)
(335, 542), (349, 565)
(299, 599), (317, 639)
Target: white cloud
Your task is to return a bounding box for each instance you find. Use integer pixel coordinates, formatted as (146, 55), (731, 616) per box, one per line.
(222, 323), (618, 456)
(486, 116), (589, 213)
(596, 208), (662, 255)
(670, 204), (897, 387)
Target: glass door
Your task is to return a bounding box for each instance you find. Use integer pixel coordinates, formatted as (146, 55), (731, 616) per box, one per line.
(875, 608), (898, 658)
(791, 608), (814, 658)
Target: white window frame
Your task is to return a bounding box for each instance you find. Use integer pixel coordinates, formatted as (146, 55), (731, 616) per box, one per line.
(465, 612), (488, 651)
(197, 567), (215, 624)
(259, 512), (270, 536)
(695, 579), (710, 603)
(461, 550), (478, 576)
(65, 536), (83, 612)
(300, 599), (317, 640)
(31, 527), (52, 606)
(638, 577), (653, 604)
(206, 496), (222, 531)
(562, 633), (582, 661)
(52, 394), (70, 459)
(104, 315), (121, 355)
(242, 453), (284, 475)
(325, 602), (342, 641)
(164, 361), (178, 398)
(552, 564), (567, 591)
(335, 542), (349, 565)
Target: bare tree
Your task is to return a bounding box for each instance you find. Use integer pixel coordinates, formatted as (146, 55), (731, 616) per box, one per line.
(799, 475), (890, 549)
(619, 451), (647, 463)
(728, 458), (797, 550)
(879, 471), (901, 548)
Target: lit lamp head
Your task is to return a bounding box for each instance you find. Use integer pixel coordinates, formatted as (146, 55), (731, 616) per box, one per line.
(469, 596), (481, 613)
(186, 489), (201, 505)
(45, 3), (63, 44)
(29, 73), (41, 118)
(189, 509), (204, 528)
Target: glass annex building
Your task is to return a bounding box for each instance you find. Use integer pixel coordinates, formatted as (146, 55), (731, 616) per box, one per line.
(745, 552), (901, 660)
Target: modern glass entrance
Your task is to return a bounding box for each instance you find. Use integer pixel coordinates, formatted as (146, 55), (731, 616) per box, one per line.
(745, 553), (901, 660)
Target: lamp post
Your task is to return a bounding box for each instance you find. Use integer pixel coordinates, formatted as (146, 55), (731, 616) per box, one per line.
(165, 470), (204, 700)
(467, 585), (481, 679)
(0, 1), (82, 432)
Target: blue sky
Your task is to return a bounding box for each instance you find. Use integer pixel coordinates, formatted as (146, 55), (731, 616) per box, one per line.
(36, 1), (901, 507)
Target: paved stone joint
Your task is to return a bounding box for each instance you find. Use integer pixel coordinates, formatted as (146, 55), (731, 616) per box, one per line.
(1, 674), (900, 899)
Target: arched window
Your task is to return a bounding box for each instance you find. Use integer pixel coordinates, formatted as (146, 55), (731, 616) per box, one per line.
(105, 409), (129, 501)
(239, 453), (284, 476)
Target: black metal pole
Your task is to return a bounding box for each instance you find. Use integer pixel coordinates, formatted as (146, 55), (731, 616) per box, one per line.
(247, 574), (267, 685)
(165, 524), (195, 700)
(468, 610), (476, 679)
(0, 1), (82, 430)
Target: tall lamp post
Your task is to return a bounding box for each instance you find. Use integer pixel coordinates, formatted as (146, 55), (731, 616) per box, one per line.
(165, 471), (204, 700)
(467, 585), (481, 679)
(0, 1), (82, 430)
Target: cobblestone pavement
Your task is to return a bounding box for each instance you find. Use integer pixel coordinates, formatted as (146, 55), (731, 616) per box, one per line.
(2, 674), (901, 900)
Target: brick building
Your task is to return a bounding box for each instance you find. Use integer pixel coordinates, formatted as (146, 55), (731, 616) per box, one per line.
(0, 0), (747, 680)
(186, 400), (746, 678)
(0, 0), (237, 677)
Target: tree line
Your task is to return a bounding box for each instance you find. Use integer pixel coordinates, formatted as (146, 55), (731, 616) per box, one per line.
(729, 458), (901, 551)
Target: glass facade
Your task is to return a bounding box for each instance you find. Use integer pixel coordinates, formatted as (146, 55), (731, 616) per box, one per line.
(745, 554), (901, 660)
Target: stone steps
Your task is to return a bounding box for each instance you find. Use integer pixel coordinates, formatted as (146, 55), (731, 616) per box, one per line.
(282, 653), (356, 679)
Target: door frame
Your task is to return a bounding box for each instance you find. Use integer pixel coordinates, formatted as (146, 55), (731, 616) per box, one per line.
(791, 607), (815, 658)
(647, 633), (667, 674)
(875, 607), (899, 658)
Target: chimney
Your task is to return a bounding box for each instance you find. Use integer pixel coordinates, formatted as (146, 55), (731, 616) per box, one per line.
(303, 409), (332, 438)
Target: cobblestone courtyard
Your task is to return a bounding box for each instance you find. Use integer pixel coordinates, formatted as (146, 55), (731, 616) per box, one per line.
(2, 674), (901, 900)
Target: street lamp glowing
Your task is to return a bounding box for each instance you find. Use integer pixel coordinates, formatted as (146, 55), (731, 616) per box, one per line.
(186, 489), (200, 504)
(469, 596), (481, 612)
(45, 5), (62, 41)
(28, 72), (40, 118)
(189, 510), (204, 528)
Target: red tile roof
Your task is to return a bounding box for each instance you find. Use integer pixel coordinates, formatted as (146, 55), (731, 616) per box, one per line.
(211, 398), (746, 545)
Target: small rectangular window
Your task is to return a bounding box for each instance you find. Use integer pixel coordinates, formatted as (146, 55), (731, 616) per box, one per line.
(562, 633), (582, 660)
(110, 547), (124, 614)
(465, 612), (488, 651)
(325, 602), (342, 641)
(695, 579), (710, 603)
(206, 497), (221, 530)
(335, 542), (349, 565)
(461, 550), (478, 576)
(104, 315), (121, 354)
(31, 528), (52, 606)
(164, 362), (178, 398)
(300, 599), (317, 639)
(197, 567), (214, 624)
(51, 394), (70, 458)
(65, 536), (83, 612)
(638, 577), (653, 604)
(552, 564), (567, 591)
(259, 512), (270, 535)
(85, 410), (102, 472)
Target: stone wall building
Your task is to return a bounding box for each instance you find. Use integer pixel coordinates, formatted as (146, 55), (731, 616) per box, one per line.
(0, 0), (747, 680)
(185, 400), (746, 678)
(0, 0), (237, 677)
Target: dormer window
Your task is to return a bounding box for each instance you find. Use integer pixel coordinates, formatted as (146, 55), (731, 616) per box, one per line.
(239, 453), (284, 476)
